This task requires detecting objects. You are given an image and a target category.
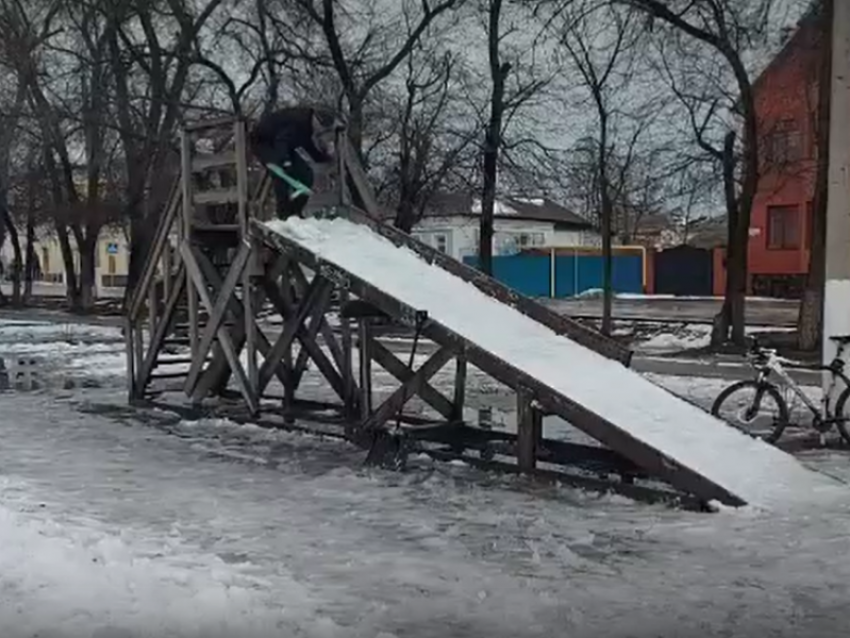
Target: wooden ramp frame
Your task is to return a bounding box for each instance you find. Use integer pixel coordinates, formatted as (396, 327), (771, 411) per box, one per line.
(126, 116), (736, 509)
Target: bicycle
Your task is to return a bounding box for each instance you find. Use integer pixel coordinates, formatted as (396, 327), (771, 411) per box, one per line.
(710, 335), (850, 445)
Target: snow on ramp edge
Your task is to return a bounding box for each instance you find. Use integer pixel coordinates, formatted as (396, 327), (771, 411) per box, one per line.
(263, 217), (843, 508)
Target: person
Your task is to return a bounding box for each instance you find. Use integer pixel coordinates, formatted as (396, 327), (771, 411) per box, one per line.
(248, 105), (341, 220)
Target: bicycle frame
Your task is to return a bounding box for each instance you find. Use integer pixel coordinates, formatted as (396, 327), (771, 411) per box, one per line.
(756, 344), (850, 420)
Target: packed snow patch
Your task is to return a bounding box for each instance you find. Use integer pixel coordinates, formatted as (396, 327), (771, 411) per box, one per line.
(0, 478), (341, 638)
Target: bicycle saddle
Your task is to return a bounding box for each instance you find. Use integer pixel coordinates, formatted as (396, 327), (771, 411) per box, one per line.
(830, 335), (850, 344)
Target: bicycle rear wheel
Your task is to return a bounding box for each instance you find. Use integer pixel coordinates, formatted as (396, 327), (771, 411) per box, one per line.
(711, 380), (789, 443)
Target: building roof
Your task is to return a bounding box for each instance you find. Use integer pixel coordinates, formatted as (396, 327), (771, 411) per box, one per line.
(752, 1), (822, 94)
(687, 216), (727, 249)
(420, 192), (593, 229)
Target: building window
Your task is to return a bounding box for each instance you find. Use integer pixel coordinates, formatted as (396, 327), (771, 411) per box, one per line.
(434, 234), (448, 254)
(42, 247), (49, 274)
(107, 254), (116, 275)
(764, 119), (803, 166)
(517, 232), (545, 248)
(767, 205), (801, 250)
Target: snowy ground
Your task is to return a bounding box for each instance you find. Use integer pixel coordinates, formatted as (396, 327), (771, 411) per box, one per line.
(3, 317), (850, 637)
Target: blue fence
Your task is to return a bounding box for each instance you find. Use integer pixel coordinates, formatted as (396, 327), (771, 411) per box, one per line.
(463, 252), (644, 298)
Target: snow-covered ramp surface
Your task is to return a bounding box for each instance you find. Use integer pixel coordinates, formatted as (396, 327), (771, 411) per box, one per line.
(264, 217), (842, 508)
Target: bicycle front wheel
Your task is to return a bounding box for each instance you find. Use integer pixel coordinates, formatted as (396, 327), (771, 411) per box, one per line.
(711, 380), (789, 444)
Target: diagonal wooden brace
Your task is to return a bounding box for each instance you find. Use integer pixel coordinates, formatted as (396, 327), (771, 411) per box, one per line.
(289, 265), (345, 372)
(369, 339), (455, 420)
(362, 345), (455, 432)
(138, 262), (187, 391)
(262, 276), (346, 401)
(184, 241), (251, 395)
(181, 242), (258, 414)
(258, 274), (330, 393)
(190, 249), (289, 399)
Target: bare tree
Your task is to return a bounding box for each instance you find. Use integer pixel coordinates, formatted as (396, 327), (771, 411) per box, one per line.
(551, 0), (642, 334)
(371, 40), (478, 231)
(0, 74), (27, 306)
(105, 0), (227, 301)
(289, 0), (464, 156)
(626, 0), (777, 346)
(477, 0), (552, 274)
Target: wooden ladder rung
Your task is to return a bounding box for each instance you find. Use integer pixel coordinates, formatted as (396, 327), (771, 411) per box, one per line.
(194, 188), (240, 205)
(192, 153), (237, 172)
(150, 370), (190, 380)
(155, 356), (211, 367)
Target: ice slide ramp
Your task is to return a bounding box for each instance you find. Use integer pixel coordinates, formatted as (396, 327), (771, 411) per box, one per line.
(254, 215), (842, 508)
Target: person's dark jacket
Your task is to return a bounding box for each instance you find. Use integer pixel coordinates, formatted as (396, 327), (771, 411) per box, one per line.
(249, 106), (334, 164)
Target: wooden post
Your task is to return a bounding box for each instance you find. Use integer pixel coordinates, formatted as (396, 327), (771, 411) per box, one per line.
(162, 238), (172, 302)
(133, 322), (144, 397)
(235, 120), (258, 402)
(180, 129), (198, 359)
(516, 387), (539, 473)
(339, 289), (356, 422)
(125, 318), (136, 401)
(148, 287), (158, 342)
(453, 353), (467, 422)
(358, 319), (373, 422)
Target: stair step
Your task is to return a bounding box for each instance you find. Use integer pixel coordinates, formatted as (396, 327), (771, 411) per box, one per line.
(150, 370), (190, 380)
(192, 152), (237, 172)
(155, 356), (212, 367)
(193, 189), (240, 205)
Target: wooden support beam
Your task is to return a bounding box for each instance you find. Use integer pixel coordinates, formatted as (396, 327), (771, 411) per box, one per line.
(181, 242), (258, 414)
(516, 387), (541, 473)
(266, 285), (345, 401)
(289, 265), (345, 373)
(453, 353), (467, 421)
(163, 241), (172, 302)
(125, 318), (137, 402)
(258, 274), (329, 393)
(180, 130), (199, 359)
(261, 275), (347, 401)
(369, 339), (454, 420)
(339, 289), (357, 423)
(129, 179), (180, 320)
(183, 240), (251, 395)
(358, 320), (373, 422)
(190, 254), (288, 400)
(235, 122), (258, 399)
(363, 345), (454, 432)
(137, 263), (187, 391)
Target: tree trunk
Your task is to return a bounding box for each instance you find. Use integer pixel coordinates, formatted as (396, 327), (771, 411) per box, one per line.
(481, 0), (507, 277)
(23, 210), (35, 303)
(55, 223), (80, 311)
(712, 131), (744, 346)
(798, 0), (833, 351)
(600, 193), (614, 336)
(1, 207), (23, 306)
(78, 237), (97, 313)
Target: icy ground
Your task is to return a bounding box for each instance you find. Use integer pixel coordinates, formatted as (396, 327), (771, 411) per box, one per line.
(2, 318), (850, 637)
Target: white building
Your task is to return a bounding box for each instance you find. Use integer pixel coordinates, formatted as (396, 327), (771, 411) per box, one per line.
(408, 193), (600, 261)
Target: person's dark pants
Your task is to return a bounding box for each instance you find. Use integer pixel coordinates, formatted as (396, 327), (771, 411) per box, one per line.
(252, 141), (315, 220)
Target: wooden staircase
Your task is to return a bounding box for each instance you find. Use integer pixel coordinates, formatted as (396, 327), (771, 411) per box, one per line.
(126, 116), (364, 410)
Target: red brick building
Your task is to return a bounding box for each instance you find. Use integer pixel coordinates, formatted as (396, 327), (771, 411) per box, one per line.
(714, 10), (827, 298)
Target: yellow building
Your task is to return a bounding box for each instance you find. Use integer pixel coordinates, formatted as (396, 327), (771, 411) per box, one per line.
(0, 225), (132, 298)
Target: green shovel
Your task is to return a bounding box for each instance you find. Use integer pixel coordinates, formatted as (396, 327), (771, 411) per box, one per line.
(266, 162), (312, 199)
